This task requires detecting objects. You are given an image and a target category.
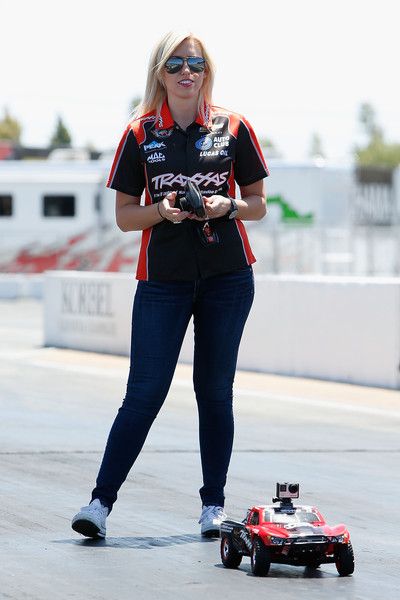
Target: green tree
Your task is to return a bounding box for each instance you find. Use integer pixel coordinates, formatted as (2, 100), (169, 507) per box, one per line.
(0, 107), (22, 142)
(356, 139), (400, 168)
(50, 115), (72, 147)
(359, 102), (383, 141)
(355, 103), (400, 168)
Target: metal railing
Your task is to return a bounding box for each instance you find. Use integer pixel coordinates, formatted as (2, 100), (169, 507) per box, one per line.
(249, 224), (400, 276)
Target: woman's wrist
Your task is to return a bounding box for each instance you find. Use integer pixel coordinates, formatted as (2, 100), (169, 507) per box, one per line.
(157, 201), (165, 221)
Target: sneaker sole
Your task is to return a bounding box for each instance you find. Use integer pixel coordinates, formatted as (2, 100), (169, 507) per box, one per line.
(201, 528), (220, 538)
(72, 518), (105, 539)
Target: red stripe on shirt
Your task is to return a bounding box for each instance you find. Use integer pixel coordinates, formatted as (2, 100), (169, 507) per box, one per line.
(136, 162), (153, 280)
(143, 164), (152, 205)
(131, 116), (154, 145)
(157, 100), (174, 130)
(241, 116), (270, 176)
(235, 219), (256, 265)
(227, 112), (241, 139)
(136, 227), (152, 280)
(228, 166), (236, 198)
(107, 116), (152, 188)
(106, 126), (130, 187)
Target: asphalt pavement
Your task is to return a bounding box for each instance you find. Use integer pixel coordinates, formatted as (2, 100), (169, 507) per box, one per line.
(0, 299), (399, 600)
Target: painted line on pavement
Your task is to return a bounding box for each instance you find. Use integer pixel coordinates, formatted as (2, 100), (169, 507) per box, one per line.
(21, 358), (400, 421)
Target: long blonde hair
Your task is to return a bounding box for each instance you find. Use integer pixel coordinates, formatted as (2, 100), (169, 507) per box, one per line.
(132, 31), (215, 123)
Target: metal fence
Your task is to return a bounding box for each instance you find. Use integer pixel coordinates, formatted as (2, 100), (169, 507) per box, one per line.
(249, 224), (400, 276)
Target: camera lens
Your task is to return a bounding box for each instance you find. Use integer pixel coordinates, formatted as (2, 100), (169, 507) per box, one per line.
(288, 484), (299, 494)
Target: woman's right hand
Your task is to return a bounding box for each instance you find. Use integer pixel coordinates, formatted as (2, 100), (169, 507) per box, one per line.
(158, 192), (190, 224)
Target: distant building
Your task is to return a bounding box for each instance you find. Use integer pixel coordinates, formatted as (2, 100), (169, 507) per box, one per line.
(0, 143), (101, 161)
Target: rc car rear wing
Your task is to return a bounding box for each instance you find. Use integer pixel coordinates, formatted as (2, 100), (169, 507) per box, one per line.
(220, 520), (247, 534)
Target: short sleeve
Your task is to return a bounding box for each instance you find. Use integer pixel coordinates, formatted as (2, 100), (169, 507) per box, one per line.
(106, 127), (145, 197)
(234, 117), (270, 187)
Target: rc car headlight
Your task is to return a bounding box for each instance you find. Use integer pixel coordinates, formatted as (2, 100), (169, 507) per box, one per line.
(336, 534), (346, 543)
(269, 537), (285, 545)
(330, 534), (346, 543)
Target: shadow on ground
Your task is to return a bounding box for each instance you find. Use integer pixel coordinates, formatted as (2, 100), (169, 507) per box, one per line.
(54, 533), (217, 549)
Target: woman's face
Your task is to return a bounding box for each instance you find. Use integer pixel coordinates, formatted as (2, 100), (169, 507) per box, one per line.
(162, 38), (206, 104)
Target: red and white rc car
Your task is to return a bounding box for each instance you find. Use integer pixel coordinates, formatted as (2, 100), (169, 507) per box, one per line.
(220, 483), (355, 577)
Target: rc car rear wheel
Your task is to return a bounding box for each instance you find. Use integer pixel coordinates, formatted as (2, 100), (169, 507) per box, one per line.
(220, 535), (242, 568)
(251, 538), (271, 576)
(335, 541), (355, 576)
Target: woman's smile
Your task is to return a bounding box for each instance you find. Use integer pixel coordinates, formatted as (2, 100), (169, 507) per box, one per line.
(178, 78), (194, 88)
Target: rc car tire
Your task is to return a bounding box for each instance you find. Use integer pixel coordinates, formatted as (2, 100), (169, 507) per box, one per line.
(220, 535), (242, 568)
(335, 541), (355, 576)
(251, 537), (271, 576)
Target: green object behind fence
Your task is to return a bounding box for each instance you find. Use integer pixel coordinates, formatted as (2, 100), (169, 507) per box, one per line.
(268, 195), (314, 224)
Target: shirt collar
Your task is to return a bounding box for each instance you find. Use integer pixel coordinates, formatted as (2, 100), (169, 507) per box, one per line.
(156, 99), (212, 130)
(156, 100), (174, 130)
(195, 102), (212, 128)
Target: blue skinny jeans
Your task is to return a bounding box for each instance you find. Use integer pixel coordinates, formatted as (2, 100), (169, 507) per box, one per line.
(91, 266), (254, 513)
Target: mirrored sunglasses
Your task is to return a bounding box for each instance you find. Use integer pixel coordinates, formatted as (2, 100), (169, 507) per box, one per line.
(164, 56), (206, 74)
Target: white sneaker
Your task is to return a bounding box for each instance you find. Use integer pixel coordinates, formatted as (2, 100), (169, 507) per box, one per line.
(71, 499), (109, 539)
(198, 505), (227, 538)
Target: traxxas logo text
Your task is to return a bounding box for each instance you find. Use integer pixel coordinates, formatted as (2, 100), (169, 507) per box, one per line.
(239, 529), (252, 552)
(151, 171), (229, 190)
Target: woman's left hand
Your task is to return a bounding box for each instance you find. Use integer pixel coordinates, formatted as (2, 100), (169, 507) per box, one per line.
(188, 195), (231, 220)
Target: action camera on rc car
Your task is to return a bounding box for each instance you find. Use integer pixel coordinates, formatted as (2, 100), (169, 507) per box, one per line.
(275, 482), (300, 500)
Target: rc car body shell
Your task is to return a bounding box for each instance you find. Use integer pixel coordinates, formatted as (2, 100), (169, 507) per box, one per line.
(220, 503), (354, 575)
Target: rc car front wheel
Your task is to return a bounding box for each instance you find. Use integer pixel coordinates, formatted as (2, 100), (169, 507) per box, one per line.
(251, 538), (271, 576)
(335, 542), (355, 576)
(220, 535), (242, 569)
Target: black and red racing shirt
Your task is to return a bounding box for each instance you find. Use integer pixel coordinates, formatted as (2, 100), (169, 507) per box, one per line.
(107, 100), (269, 281)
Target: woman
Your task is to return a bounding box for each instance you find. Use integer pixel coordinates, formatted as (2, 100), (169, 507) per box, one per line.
(71, 31), (269, 539)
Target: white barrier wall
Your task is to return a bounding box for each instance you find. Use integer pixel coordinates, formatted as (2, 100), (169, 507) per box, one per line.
(238, 275), (400, 390)
(44, 272), (135, 356)
(0, 274), (44, 299)
(43, 271), (400, 389)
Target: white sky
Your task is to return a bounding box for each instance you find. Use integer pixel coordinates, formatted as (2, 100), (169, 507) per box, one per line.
(2, 0), (399, 161)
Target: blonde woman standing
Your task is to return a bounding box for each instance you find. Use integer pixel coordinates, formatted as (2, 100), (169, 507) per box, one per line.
(72, 31), (269, 538)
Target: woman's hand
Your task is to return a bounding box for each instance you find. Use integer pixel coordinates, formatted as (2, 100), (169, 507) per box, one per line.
(188, 195), (231, 220)
(158, 191), (190, 224)
(205, 195), (231, 218)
